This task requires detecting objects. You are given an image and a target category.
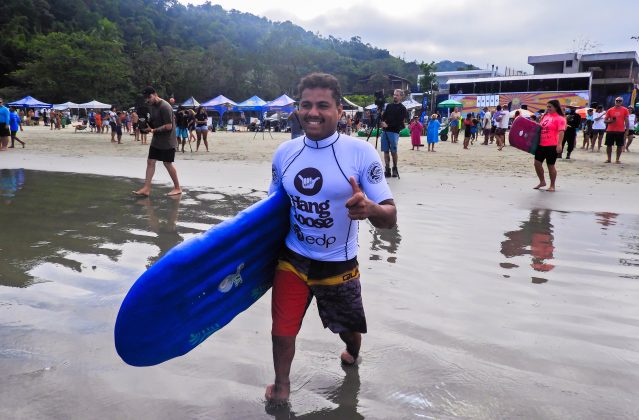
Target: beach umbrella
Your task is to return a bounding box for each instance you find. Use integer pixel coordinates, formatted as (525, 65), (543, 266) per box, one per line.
(437, 99), (463, 108)
(77, 100), (112, 109)
(180, 97), (200, 108)
(8, 96), (52, 108)
(509, 109), (533, 118)
(575, 108), (592, 119)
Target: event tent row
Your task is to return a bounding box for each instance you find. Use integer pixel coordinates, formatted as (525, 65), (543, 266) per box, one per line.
(181, 94), (296, 114)
(7, 96), (113, 110)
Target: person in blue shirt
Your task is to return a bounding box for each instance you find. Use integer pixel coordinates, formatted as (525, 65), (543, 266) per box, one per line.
(0, 98), (10, 150)
(426, 113), (440, 152)
(9, 107), (25, 148)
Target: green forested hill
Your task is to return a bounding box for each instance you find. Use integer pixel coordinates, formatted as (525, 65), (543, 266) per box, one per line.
(0, 0), (425, 105)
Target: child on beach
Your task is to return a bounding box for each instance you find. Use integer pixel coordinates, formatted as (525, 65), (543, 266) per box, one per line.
(138, 112), (150, 145)
(463, 114), (473, 149)
(409, 115), (423, 150)
(426, 114), (440, 152)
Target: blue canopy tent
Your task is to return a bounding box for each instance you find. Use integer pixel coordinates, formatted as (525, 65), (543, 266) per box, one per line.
(201, 95), (237, 126)
(264, 94), (296, 112)
(235, 95), (267, 111)
(8, 96), (52, 109)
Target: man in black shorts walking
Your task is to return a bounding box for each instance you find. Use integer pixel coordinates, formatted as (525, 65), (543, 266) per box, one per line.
(133, 86), (182, 197)
(604, 97), (630, 164)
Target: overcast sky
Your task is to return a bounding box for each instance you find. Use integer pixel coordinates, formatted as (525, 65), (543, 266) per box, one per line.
(184, 0), (639, 72)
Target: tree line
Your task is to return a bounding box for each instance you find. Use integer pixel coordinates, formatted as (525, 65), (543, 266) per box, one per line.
(1, 0), (424, 107)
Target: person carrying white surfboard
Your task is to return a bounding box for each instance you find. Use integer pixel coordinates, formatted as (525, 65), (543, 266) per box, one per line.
(266, 73), (397, 405)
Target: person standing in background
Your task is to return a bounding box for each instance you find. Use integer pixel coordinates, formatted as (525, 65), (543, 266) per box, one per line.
(560, 105), (581, 160)
(625, 107), (636, 152)
(409, 115), (423, 150)
(0, 98), (10, 151)
(604, 97), (629, 164)
(426, 113), (440, 152)
(8, 106), (25, 148)
(534, 100), (565, 192)
(591, 105), (606, 151)
(481, 107), (492, 145)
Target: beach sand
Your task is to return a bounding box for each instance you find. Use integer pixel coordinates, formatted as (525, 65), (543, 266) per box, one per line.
(5, 126), (639, 183)
(1, 126), (639, 419)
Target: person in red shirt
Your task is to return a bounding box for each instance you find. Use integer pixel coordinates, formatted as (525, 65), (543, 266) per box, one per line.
(534, 100), (565, 192)
(604, 97), (630, 164)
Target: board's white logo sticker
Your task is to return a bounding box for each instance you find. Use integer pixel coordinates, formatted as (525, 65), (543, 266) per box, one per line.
(218, 263), (245, 293)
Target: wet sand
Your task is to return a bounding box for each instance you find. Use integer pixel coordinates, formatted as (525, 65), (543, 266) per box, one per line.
(1, 127), (639, 419)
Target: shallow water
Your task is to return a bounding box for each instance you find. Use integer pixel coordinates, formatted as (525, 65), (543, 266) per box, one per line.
(1, 169), (638, 419)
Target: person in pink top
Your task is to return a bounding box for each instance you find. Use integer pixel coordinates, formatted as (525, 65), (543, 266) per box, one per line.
(604, 97), (630, 164)
(534, 100), (566, 192)
(409, 115), (423, 150)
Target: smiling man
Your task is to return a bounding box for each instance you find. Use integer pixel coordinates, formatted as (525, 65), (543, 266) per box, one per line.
(266, 73), (397, 404)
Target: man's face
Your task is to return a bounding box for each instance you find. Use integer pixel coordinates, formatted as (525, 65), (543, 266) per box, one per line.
(299, 87), (342, 140)
(393, 90), (402, 103)
(145, 94), (159, 106)
(615, 99), (623, 108)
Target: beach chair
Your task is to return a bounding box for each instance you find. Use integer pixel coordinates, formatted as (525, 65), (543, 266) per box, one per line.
(74, 121), (88, 133)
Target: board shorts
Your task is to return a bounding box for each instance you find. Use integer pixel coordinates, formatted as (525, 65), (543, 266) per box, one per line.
(148, 146), (176, 163)
(0, 123), (9, 137)
(271, 247), (366, 336)
(380, 130), (399, 153)
(592, 129), (605, 136)
(176, 127), (188, 139)
(535, 145), (558, 165)
(605, 131), (625, 147)
(495, 127), (506, 135)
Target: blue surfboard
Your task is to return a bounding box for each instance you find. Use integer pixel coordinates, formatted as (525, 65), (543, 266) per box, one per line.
(115, 189), (290, 367)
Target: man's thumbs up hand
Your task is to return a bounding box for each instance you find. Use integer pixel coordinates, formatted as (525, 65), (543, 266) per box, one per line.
(345, 176), (371, 220)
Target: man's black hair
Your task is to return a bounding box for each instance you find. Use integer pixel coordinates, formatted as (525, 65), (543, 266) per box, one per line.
(142, 86), (156, 96)
(298, 73), (342, 106)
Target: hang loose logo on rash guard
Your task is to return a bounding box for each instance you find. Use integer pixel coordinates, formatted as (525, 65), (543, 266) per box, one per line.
(294, 168), (323, 196)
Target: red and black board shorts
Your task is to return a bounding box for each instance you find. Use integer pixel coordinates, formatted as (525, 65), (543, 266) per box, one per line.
(271, 247), (366, 336)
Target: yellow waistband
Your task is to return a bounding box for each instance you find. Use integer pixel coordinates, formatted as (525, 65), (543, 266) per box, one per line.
(277, 260), (360, 286)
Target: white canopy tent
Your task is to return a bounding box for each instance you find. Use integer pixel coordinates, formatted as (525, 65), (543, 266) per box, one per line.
(53, 101), (80, 110)
(77, 100), (112, 109)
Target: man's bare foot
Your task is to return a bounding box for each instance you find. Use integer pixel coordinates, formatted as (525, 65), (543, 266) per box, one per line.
(166, 189), (182, 196)
(605, 160), (611, 163)
(265, 383), (290, 405)
(533, 182), (546, 190)
(132, 189), (150, 197)
(615, 160), (621, 164)
(547, 186), (556, 192)
(340, 350), (360, 366)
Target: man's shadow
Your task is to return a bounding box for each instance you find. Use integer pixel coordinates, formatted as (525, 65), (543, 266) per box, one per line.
(266, 365), (363, 420)
(136, 194), (183, 266)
